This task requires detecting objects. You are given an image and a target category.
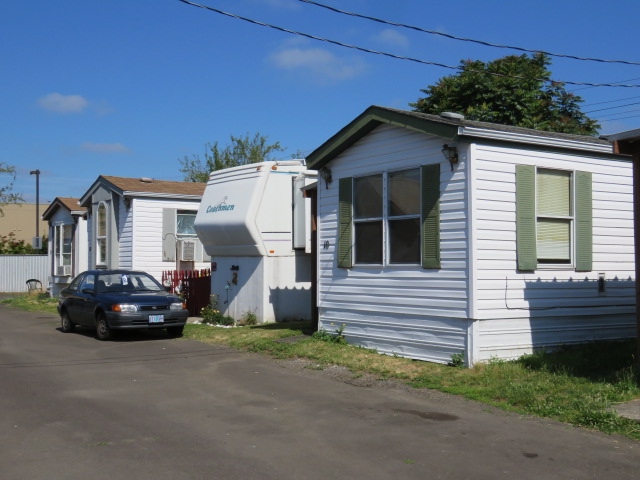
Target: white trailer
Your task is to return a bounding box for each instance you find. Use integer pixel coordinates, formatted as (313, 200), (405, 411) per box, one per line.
(194, 160), (316, 323)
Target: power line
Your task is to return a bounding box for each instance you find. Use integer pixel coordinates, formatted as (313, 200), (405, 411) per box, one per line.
(599, 113), (640, 123)
(298, 0), (640, 67)
(593, 108), (640, 119)
(583, 95), (640, 107)
(176, 0), (640, 88)
(572, 77), (640, 92)
(585, 101), (640, 114)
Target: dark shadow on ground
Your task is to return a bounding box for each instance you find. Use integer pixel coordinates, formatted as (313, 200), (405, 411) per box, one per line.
(250, 320), (315, 336)
(57, 325), (182, 342)
(516, 339), (638, 385)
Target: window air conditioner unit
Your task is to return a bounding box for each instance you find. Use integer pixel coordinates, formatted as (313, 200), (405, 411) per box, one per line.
(58, 265), (72, 276)
(179, 240), (196, 261)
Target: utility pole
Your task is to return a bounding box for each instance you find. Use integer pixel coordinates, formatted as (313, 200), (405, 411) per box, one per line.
(29, 169), (41, 250)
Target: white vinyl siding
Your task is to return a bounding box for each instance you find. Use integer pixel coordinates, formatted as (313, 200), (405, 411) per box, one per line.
(129, 199), (208, 281)
(317, 123), (635, 365)
(318, 124), (469, 364)
(119, 196), (133, 269)
(471, 143), (635, 362)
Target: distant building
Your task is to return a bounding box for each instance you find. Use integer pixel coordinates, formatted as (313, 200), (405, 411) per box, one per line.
(0, 203), (49, 245)
(42, 198), (88, 296)
(79, 175), (209, 281)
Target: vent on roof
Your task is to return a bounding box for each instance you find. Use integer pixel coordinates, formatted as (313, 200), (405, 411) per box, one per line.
(440, 112), (465, 120)
(140, 177), (153, 183)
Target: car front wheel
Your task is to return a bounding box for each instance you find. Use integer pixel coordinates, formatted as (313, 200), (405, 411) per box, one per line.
(61, 311), (75, 333)
(166, 326), (184, 338)
(95, 312), (112, 341)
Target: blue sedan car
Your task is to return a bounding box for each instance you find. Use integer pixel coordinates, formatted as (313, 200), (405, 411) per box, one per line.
(58, 270), (189, 340)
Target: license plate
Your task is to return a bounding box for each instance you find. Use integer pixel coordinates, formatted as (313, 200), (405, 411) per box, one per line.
(149, 314), (164, 324)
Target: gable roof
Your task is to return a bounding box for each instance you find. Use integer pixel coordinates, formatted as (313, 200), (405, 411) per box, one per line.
(306, 105), (613, 170)
(42, 197), (87, 221)
(80, 175), (206, 206)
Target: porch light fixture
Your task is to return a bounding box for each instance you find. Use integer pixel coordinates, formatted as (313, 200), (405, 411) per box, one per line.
(441, 144), (459, 171)
(320, 167), (332, 189)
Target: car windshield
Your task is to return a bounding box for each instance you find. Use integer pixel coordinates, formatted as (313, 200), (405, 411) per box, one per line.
(96, 272), (164, 293)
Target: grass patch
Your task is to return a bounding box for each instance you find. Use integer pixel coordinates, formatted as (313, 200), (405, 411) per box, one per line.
(4, 297), (640, 441)
(1, 293), (59, 315)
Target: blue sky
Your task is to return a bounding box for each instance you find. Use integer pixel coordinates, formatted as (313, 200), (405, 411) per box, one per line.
(2, 0), (639, 203)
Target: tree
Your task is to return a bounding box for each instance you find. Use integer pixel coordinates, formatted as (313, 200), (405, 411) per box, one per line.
(0, 162), (23, 216)
(0, 232), (47, 254)
(179, 132), (286, 182)
(411, 53), (600, 136)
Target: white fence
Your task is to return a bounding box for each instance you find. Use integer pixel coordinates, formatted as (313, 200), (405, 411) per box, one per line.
(0, 255), (49, 293)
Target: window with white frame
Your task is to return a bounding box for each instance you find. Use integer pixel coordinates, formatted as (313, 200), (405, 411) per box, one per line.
(515, 165), (592, 271)
(162, 208), (204, 263)
(341, 166), (438, 268)
(388, 169), (421, 264)
(54, 224), (72, 275)
(96, 202), (108, 266)
(177, 210), (197, 239)
(536, 169), (572, 264)
(353, 174), (383, 264)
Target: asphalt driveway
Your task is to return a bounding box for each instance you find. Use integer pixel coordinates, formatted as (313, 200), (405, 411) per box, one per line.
(1, 303), (638, 479)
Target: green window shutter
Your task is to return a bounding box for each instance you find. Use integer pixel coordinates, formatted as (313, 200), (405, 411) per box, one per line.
(575, 171), (592, 272)
(516, 165), (536, 271)
(421, 164), (440, 269)
(337, 177), (353, 268)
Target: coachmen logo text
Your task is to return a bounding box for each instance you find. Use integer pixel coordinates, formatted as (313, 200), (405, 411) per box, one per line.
(206, 200), (235, 213)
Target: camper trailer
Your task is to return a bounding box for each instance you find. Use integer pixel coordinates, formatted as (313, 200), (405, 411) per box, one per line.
(194, 160), (316, 323)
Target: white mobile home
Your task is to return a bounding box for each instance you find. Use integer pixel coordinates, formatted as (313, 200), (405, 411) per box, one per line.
(79, 176), (209, 281)
(42, 198), (88, 296)
(306, 106), (635, 366)
(194, 161), (315, 323)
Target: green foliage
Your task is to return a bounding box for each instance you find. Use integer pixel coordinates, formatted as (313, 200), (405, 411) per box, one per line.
(179, 132), (286, 182)
(1, 293), (57, 314)
(515, 340), (639, 384)
(448, 352), (465, 368)
(200, 296), (235, 326)
(0, 232), (48, 254)
(200, 305), (235, 326)
(239, 310), (258, 326)
(0, 162), (24, 216)
(411, 53), (599, 136)
(312, 323), (346, 344)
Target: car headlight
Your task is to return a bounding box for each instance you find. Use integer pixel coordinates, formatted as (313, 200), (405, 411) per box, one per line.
(112, 304), (138, 313)
(170, 302), (186, 310)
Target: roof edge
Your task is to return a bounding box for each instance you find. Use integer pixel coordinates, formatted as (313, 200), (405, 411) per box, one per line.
(79, 175), (119, 207)
(306, 106), (459, 170)
(306, 105), (616, 170)
(459, 126), (613, 154)
(42, 197), (86, 220)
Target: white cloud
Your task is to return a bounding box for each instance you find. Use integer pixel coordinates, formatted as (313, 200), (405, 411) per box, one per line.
(374, 29), (410, 49)
(80, 142), (131, 154)
(37, 93), (89, 114)
(269, 46), (367, 82)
